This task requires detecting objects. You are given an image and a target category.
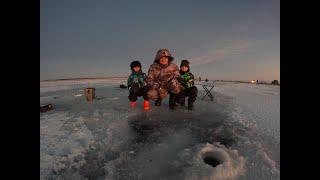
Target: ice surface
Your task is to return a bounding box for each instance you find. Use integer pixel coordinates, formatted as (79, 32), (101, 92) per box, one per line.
(208, 82), (280, 140)
(40, 79), (280, 180)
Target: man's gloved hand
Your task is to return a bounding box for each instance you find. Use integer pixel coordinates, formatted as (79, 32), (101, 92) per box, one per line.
(159, 86), (168, 99)
(177, 76), (183, 83)
(159, 83), (169, 91)
(153, 82), (160, 89)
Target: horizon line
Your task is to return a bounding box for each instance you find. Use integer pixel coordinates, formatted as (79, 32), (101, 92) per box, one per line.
(40, 76), (279, 83)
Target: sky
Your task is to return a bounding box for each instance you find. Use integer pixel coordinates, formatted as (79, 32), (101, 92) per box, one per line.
(40, 0), (279, 81)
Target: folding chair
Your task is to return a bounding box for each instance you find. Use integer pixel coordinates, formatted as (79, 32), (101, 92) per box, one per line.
(201, 84), (214, 101)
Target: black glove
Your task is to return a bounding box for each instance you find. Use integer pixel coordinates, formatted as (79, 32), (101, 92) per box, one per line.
(129, 84), (140, 93)
(177, 76), (183, 83)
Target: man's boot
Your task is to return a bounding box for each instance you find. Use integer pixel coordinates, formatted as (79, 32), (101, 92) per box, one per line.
(155, 98), (162, 106)
(188, 87), (197, 110)
(169, 93), (178, 110)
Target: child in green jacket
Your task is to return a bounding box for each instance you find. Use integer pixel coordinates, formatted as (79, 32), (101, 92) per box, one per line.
(177, 60), (198, 110)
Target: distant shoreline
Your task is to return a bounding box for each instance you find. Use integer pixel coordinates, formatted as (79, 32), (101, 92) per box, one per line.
(41, 77), (279, 86)
(40, 77), (127, 82)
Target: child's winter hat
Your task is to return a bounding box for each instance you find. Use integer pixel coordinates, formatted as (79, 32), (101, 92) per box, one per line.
(180, 60), (190, 68)
(130, 61), (141, 70)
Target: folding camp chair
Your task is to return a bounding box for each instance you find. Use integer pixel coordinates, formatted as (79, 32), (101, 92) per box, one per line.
(201, 84), (214, 101)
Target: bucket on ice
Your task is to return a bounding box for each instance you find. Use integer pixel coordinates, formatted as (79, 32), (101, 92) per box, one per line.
(85, 88), (95, 101)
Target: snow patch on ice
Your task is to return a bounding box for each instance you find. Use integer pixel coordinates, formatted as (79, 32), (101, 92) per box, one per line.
(257, 150), (280, 176)
(40, 112), (94, 179)
(212, 82), (280, 140)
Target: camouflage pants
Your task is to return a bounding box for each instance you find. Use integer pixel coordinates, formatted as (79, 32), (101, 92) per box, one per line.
(147, 78), (181, 100)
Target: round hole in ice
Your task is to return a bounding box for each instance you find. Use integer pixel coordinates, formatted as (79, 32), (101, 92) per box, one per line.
(186, 143), (246, 179)
(203, 156), (221, 167)
(200, 146), (225, 168)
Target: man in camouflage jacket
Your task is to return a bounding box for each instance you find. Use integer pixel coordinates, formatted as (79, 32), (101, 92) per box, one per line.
(146, 49), (182, 109)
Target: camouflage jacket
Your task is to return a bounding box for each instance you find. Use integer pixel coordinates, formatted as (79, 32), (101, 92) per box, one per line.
(127, 71), (147, 89)
(146, 62), (181, 90)
(180, 72), (195, 89)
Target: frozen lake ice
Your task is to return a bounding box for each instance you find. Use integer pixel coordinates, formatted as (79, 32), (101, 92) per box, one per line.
(40, 79), (280, 180)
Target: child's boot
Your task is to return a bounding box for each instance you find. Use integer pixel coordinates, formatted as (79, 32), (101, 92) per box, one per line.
(178, 101), (185, 107)
(155, 98), (162, 106)
(130, 101), (137, 107)
(169, 93), (178, 110)
(143, 100), (150, 110)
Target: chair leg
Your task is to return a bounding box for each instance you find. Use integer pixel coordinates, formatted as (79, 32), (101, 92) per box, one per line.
(202, 90), (211, 100)
(201, 85), (214, 100)
(208, 93), (214, 101)
(202, 86), (207, 99)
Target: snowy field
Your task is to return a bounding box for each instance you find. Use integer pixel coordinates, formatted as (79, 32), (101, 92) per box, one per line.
(40, 79), (280, 180)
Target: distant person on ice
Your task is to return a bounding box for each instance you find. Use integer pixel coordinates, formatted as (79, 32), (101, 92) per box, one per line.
(146, 49), (182, 110)
(177, 60), (198, 110)
(127, 61), (150, 110)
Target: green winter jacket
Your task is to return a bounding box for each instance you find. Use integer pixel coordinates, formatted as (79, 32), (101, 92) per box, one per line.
(180, 71), (195, 89)
(127, 71), (147, 89)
